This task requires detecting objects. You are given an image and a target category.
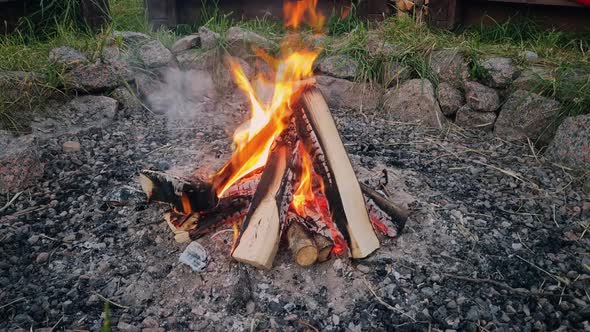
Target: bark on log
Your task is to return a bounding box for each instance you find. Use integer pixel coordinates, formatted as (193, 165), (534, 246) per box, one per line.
(298, 88), (380, 259)
(231, 138), (294, 269)
(360, 183), (408, 236)
(139, 170), (217, 213)
(287, 221), (318, 266)
(313, 234), (333, 263)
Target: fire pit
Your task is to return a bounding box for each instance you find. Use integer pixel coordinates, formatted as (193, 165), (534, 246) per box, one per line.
(140, 0), (407, 269)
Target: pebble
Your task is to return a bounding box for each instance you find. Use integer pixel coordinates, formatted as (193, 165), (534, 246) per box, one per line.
(63, 140), (81, 152)
(36, 252), (49, 264)
(356, 264), (370, 273)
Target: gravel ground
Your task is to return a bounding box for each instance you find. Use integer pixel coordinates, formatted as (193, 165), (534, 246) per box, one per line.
(0, 91), (589, 332)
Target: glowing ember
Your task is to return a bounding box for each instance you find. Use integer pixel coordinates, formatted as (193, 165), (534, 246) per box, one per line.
(211, 0), (325, 197)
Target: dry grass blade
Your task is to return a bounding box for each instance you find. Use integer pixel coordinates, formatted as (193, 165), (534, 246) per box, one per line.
(92, 291), (130, 309)
(515, 255), (570, 286)
(0, 297), (26, 309)
(472, 160), (539, 190)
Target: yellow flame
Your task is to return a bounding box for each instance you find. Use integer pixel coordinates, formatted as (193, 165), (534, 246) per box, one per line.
(212, 0), (325, 197)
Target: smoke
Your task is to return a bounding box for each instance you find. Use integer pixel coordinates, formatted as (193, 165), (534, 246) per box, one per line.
(146, 68), (216, 121)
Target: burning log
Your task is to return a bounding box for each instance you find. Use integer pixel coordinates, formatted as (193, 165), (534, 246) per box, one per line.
(231, 138), (294, 269)
(298, 88), (380, 258)
(286, 219), (318, 266)
(139, 170), (217, 214)
(360, 183), (408, 237)
(164, 195), (250, 243)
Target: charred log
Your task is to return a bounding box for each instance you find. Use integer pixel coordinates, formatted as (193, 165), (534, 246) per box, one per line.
(360, 183), (408, 237)
(139, 170), (217, 214)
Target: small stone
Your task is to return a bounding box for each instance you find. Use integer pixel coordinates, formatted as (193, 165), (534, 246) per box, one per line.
(464, 81), (499, 112)
(437, 82), (464, 116)
(317, 55), (359, 80)
(226, 26), (277, 58)
(0, 135), (44, 194)
(36, 252), (49, 263)
(110, 86), (142, 111)
(63, 141), (81, 153)
(495, 90), (561, 145)
(421, 287), (434, 297)
(455, 105), (496, 131)
(545, 114), (590, 170)
(333, 258), (344, 271)
(64, 61), (133, 92)
(520, 50), (539, 62)
(171, 34), (201, 54)
(383, 79), (446, 129)
(198, 26), (221, 50)
(113, 31), (151, 46)
(48, 46), (88, 70)
(429, 49), (469, 87)
(179, 241), (208, 272)
(466, 306), (480, 321)
(332, 314), (340, 326)
(138, 40), (174, 68)
(315, 75), (383, 113)
(481, 57), (520, 88)
(356, 264), (370, 273)
(512, 243), (523, 250)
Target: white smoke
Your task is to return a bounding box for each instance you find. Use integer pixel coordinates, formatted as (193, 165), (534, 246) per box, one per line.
(146, 67), (216, 121)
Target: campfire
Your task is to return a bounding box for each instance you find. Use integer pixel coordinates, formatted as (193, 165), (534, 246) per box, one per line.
(139, 0), (408, 269)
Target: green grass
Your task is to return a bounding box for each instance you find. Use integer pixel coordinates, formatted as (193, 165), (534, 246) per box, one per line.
(1, 1), (590, 131)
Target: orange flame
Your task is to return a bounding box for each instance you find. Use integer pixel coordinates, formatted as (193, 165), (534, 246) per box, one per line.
(284, 0), (326, 32)
(291, 142), (348, 255)
(292, 142), (316, 215)
(212, 0), (325, 197)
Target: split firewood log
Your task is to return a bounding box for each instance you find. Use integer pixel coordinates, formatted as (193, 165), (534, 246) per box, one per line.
(287, 221), (318, 266)
(298, 88), (380, 259)
(231, 136), (295, 269)
(139, 170), (217, 214)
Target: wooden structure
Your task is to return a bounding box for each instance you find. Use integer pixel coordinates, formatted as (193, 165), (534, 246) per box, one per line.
(429, 0), (590, 31)
(145, 0), (392, 29)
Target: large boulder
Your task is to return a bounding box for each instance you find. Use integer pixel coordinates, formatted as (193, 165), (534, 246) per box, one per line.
(226, 27), (277, 59)
(429, 49), (469, 88)
(138, 40), (174, 68)
(63, 61), (133, 92)
(545, 114), (590, 170)
(481, 57), (519, 88)
(0, 135), (44, 194)
(382, 79), (446, 129)
(436, 82), (464, 116)
(198, 26), (221, 50)
(315, 75), (383, 113)
(464, 81), (499, 112)
(455, 105), (497, 131)
(48, 46), (88, 70)
(113, 31), (151, 46)
(317, 55), (359, 80)
(495, 90), (560, 145)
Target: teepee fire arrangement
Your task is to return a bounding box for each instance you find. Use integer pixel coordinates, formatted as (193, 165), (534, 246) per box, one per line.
(139, 0), (408, 269)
